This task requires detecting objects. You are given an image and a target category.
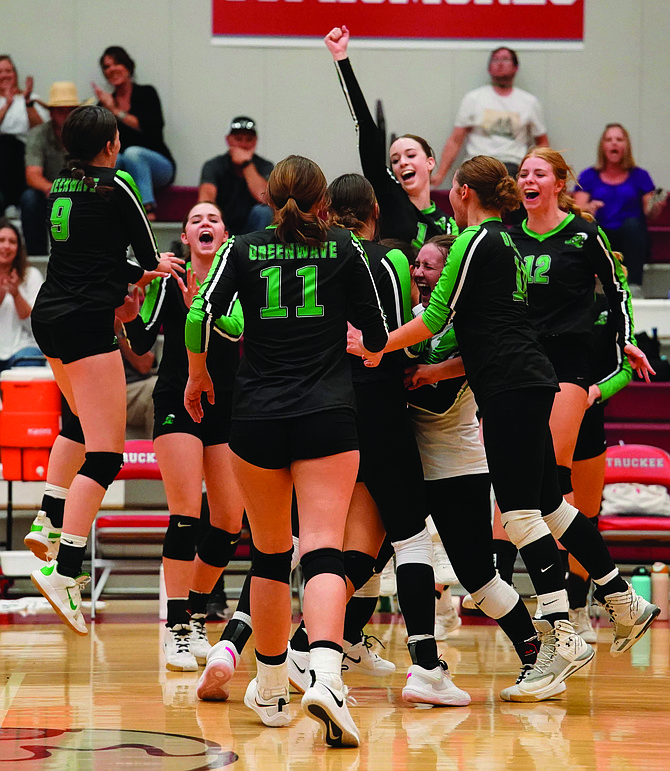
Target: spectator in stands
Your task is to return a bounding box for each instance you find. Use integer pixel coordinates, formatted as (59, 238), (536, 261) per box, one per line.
(115, 316), (156, 439)
(432, 47), (549, 187)
(198, 116), (273, 235)
(92, 46), (175, 221)
(0, 55), (48, 215)
(0, 218), (45, 372)
(20, 82), (83, 256)
(574, 123), (667, 294)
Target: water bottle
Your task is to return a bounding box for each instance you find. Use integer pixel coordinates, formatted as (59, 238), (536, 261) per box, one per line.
(651, 562), (669, 620)
(631, 566), (652, 602)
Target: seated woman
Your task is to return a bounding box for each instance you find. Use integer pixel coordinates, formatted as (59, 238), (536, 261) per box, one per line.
(574, 123), (666, 293)
(0, 218), (45, 372)
(93, 46), (175, 220)
(0, 55), (48, 213)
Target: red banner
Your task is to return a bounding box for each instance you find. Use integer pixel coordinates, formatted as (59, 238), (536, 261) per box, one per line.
(212, 0), (584, 46)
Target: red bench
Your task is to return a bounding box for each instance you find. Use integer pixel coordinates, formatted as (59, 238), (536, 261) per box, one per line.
(599, 443), (670, 563)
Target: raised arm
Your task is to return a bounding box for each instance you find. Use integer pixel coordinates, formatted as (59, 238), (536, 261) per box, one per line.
(433, 127), (469, 188)
(325, 26), (390, 191)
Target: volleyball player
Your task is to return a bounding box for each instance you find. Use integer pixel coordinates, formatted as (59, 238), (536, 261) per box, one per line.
(324, 27), (455, 247)
(184, 156), (387, 747)
(118, 201), (245, 671)
(510, 148), (658, 653)
(353, 156), (659, 698)
(29, 105), (183, 635)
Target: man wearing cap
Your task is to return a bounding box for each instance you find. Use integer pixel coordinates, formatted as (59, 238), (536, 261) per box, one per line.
(20, 81), (82, 255)
(198, 116), (274, 235)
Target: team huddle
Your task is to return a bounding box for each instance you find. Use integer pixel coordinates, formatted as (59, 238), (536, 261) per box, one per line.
(22, 26), (660, 751)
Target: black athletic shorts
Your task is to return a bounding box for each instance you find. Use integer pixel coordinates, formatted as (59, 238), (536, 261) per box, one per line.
(32, 309), (119, 365)
(229, 408), (358, 470)
(539, 333), (591, 392)
(153, 389), (233, 446)
(573, 400), (607, 462)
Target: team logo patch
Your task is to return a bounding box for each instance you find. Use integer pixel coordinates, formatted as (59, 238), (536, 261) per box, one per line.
(162, 414), (176, 426)
(565, 232), (587, 248)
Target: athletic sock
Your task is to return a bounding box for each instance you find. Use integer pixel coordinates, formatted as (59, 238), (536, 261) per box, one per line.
(407, 634), (440, 670)
(559, 548), (570, 579)
(343, 595), (377, 647)
(188, 589), (209, 617)
(167, 598), (190, 628)
(493, 539), (518, 586)
(221, 615), (253, 652)
(236, 570), (251, 616)
(495, 597), (540, 665)
(40, 484), (68, 529)
(256, 649), (288, 666)
(593, 570), (628, 602)
(396, 562), (435, 637)
(567, 571), (591, 610)
(290, 620), (310, 652)
(557, 511), (621, 587)
(57, 533), (87, 578)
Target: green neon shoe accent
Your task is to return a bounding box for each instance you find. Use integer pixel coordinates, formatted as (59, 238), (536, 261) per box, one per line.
(66, 587), (78, 611)
(41, 564), (56, 576)
(29, 524), (44, 533)
(47, 532), (61, 539)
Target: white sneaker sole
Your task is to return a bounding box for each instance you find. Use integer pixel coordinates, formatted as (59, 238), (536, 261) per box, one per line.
(164, 654), (198, 673)
(402, 685), (471, 707)
(24, 532), (58, 562)
(501, 680), (566, 703)
(30, 571), (87, 636)
(196, 658), (235, 701)
(302, 687), (360, 747)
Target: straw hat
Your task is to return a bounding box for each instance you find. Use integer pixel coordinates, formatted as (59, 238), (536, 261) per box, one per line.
(46, 82), (83, 108)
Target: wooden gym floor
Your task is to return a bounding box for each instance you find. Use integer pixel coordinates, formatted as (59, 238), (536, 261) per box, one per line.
(0, 600), (668, 770)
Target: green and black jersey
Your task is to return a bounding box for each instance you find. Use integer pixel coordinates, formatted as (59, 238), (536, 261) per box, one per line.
(124, 265), (242, 402)
(421, 218), (557, 408)
(510, 214), (636, 347)
(334, 58), (456, 249)
(590, 291), (633, 401)
(32, 166), (161, 322)
(350, 239), (416, 385)
(185, 226), (388, 420)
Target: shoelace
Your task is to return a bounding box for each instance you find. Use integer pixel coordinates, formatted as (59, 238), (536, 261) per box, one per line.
(362, 634), (386, 652)
(528, 630), (557, 675)
(170, 625), (192, 655)
(191, 619), (208, 642)
(515, 664), (533, 684)
(75, 573), (91, 590)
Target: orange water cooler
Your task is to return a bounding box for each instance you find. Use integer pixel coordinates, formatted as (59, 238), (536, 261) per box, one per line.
(0, 367), (61, 482)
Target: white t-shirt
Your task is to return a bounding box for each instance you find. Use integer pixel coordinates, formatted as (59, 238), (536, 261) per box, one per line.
(0, 93), (49, 142)
(0, 266), (43, 360)
(455, 85), (547, 166)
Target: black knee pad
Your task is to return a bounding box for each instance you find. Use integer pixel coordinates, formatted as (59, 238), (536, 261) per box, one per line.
(301, 547), (346, 585)
(60, 411), (85, 444)
(344, 550), (376, 590)
(163, 515), (199, 561)
(251, 545), (293, 584)
(556, 465), (573, 495)
(78, 451), (124, 489)
(197, 526), (241, 568)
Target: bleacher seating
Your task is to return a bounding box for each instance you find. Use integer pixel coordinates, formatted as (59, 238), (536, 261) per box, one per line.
(605, 383), (670, 454)
(155, 186), (199, 222)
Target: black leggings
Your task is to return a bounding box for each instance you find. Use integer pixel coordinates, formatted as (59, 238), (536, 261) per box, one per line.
(355, 379), (426, 542)
(425, 473), (496, 593)
(481, 387), (563, 517)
